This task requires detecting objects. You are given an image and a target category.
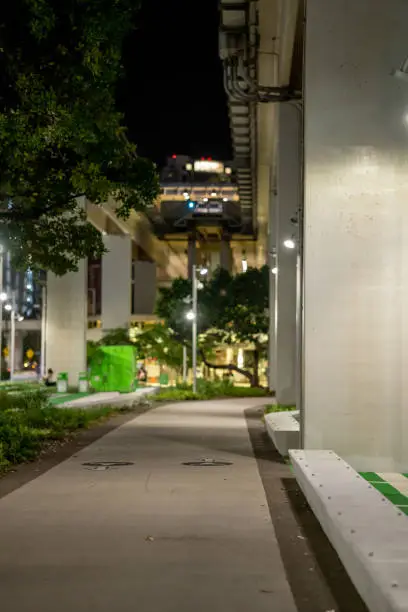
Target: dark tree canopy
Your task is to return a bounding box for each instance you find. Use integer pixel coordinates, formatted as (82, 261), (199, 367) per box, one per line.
(0, 0), (159, 274)
(156, 266), (269, 386)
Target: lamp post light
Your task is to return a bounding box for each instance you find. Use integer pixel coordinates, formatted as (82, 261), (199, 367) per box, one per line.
(186, 264), (207, 394)
(192, 264), (198, 393)
(283, 238), (296, 249)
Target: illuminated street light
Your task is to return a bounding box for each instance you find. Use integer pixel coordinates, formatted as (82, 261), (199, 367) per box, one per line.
(272, 267), (278, 275)
(283, 238), (296, 249)
(0, 292), (7, 301)
(190, 264), (208, 393)
(223, 197), (228, 202)
(185, 163), (193, 171)
(4, 303), (12, 312)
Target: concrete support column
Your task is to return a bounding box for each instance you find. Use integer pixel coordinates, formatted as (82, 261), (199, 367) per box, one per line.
(6, 330), (24, 372)
(14, 331), (24, 371)
(274, 104), (299, 406)
(45, 262), (87, 385)
(102, 235), (132, 332)
(209, 250), (220, 274)
(303, 0), (408, 471)
(133, 261), (157, 315)
(220, 237), (232, 273)
(187, 235), (196, 280)
(268, 185), (277, 392)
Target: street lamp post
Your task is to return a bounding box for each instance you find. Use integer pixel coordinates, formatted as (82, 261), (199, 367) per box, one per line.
(192, 264), (198, 393)
(182, 345), (187, 383)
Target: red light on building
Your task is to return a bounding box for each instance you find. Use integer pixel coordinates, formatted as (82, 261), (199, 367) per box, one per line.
(208, 156), (212, 161)
(201, 157), (205, 160)
(172, 154), (177, 159)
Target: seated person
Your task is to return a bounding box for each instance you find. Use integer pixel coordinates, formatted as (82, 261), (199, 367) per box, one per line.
(44, 368), (56, 387)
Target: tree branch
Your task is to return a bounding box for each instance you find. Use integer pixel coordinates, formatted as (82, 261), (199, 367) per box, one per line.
(199, 348), (254, 384)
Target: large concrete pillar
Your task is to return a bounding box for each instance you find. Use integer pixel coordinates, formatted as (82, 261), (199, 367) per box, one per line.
(102, 235), (132, 332)
(45, 263), (87, 385)
(274, 104), (299, 406)
(209, 250), (220, 274)
(14, 331), (24, 371)
(187, 235), (196, 280)
(302, 0), (408, 471)
(133, 261), (157, 315)
(220, 238), (232, 273)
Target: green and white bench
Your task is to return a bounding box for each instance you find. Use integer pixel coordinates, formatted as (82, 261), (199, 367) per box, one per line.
(290, 449), (408, 612)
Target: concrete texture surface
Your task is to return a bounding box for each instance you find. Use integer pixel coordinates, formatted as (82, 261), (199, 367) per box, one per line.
(0, 398), (297, 612)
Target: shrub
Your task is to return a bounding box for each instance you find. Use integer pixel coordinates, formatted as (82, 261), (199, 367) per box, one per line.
(0, 388), (121, 470)
(264, 404), (296, 414)
(154, 380), (271, 402)
(154, 389), (200, 402)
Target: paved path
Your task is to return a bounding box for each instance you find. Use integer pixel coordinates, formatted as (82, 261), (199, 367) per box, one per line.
(0, 398), (299, 612)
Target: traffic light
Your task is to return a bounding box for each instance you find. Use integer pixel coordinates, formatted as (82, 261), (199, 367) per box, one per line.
(187, 200), (196, 210)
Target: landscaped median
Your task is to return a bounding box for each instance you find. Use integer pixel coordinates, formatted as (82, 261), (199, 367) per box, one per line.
(0, 386), (128, 471)
(153, 380), (271, 403)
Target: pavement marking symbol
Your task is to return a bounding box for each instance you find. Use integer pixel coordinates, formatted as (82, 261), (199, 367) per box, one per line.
(82, 461), (134, 471)
(182, 458), (233, 467)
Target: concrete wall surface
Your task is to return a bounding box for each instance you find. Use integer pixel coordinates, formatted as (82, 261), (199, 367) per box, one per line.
(303, 0), (408, 471)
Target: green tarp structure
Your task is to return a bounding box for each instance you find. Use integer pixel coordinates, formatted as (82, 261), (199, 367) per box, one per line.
(89, 345), (138, 393)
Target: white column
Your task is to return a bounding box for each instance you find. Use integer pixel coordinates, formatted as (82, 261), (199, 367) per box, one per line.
(274, 104), (299, 406)
(220, 239), (232, 273)
(102, 235), (131, 331)
(187, 235), (196, 280)
(46, 262), (87, 386)
(133, 261), (157, 315)
(303, 0), (408, 472)
(13, 330), (24, 371)
(209, 250), (220, 274)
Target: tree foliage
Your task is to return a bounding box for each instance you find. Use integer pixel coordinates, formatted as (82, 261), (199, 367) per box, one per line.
(0, 0), (159, 274)
(156, 267), (269, 386)
(87, 324), (188, 373)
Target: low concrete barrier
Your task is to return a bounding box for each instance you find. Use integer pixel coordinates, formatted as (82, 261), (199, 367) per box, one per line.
(264, 411), (300, 456)
(290, 449), (408, 612)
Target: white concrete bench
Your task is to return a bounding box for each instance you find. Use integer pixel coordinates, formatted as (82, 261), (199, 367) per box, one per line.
(264, 410), (300, 456)
(289, 449), (408, 612)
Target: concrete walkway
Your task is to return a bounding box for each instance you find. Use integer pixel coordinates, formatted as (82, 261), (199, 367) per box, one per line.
(0, 398), (298, 612)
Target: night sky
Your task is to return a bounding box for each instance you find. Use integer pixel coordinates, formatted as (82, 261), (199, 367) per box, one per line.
(117, 0), (232, 167)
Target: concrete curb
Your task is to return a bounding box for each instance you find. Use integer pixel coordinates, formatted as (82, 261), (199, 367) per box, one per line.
(60, 387), (159, 409)
(290, 449), (408, 612)
(264, 410), (300, 456)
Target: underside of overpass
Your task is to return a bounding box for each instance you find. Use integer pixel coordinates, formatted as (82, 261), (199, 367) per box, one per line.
(219, 0), (303, 263)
